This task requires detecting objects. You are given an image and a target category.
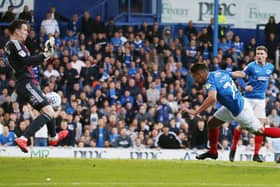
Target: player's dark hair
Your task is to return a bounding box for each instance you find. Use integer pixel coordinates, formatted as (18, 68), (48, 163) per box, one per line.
(256, 45), (267, 53)
(9, 19), (28, 34)
(190, 63), (209, 74)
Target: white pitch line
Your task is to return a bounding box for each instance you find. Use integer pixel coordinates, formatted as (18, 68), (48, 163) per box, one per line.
(200, 162), (280, 169)
(0, 182), (279, 186)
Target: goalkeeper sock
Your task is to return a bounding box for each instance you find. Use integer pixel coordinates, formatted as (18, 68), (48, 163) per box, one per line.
(47, 118), (57, 138)
(23, 113), (52, 139)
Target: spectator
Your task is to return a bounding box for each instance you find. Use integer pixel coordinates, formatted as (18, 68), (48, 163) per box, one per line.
(81, 11), (94, 39)
(146, 81), (160, 107)
(221, 139), (230, 151)
(58, 116), (75, 147)
(109, 127), (119, 146)
(134, 137), (146, 148)
(106, 17), (117, 38)
(0, 126), (15, 146)
(176, 28), (189, 49)
(198, 28), (211, 45)
(149, 21), (162, 39)
(265, 33), (278, 61)
(218, 7), (226, 38)
(191, 119), (207, 149)
(93, 15), (106, 34)
(25, 30), (42, 55)
(113, 128), (133, 148)
(62, 62), (79, 96)
(185, 20), (197, 41)
(50, 6), (69, 22)
(135, 105), (148, 123)
(14, 120), (28, 139)
(120, 90), (134, 107)
(110, 31), (122, 52)
(91, 118), (110, 147)
(0, 28), (9, 48)
(156, 97), (172, 126)
(169, 118), (179, 135)
(232, 35), (244, 58)
(245, 37), (257, 55)
(186, 43), (198, 68)
(207, 17), (214, 43)
(80, 59), (96, 86)
(264, 16), (278, 43)
(219, 123), (232, 145)
(18, 5), (32, 23)
(40, 12), (60, 35)
(162, 27), (173, 46)
(267, 109), (280, 127)
(154, 125), (181, 149)
(43, 63), (60, 80)
(70, 54), (85, 74)
(68, 14), (80, 34)
(1, 6), (15, 22)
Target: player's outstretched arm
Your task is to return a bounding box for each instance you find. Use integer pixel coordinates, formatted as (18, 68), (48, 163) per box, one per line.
(194, 90), (217, 114)
(231, 71), (246, 78)
(16, 37), (55, 66)
(184, 90), (217, 116)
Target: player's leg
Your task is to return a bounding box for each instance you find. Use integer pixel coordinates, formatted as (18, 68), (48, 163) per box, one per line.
(15, 82), (53, 152)
(255, 126), (280, 163)
(234, 99), (264, 161)
(247, 98), (266, 162)
(41, 106), (68, 146)
(235, 100), (280, 161)
(15, 82), (66, 152)
(196, 107), (231, 160)
(253, 135), (264, 162)
(229, 125), (241, 162)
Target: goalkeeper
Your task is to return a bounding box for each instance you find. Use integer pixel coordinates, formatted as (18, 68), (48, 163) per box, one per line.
(4, 19), (68, 153)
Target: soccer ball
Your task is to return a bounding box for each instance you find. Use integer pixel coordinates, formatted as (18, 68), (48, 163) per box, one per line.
(46, 92), (61, 109)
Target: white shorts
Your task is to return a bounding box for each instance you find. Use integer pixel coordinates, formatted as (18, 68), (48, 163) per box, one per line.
(214, 99), (262, 133)
(245, 98), (266, 119)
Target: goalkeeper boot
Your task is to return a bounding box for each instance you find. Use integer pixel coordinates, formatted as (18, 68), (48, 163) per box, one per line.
(49, 130), (69, 146)
(15, 137), (28, 153)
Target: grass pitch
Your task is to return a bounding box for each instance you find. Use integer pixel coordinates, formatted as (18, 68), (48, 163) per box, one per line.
(0, 158), (280, 187)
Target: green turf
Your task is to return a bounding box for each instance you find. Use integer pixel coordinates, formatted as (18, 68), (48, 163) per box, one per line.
(0, 157), (280, 187)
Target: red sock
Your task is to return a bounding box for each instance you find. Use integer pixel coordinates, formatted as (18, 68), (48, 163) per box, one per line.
(264, 128), (280, 138)
(231, 128), (241, 151)
(254, 135), (263, 155)
(208, 128), (219, 154)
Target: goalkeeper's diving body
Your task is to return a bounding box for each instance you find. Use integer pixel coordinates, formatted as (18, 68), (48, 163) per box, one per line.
(4, 19), (68, 153)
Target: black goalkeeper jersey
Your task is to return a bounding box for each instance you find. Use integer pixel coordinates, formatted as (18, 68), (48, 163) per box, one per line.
(4, 39), (45, 83)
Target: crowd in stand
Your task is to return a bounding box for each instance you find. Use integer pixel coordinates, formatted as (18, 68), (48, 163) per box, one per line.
(0, 6), (280, 151)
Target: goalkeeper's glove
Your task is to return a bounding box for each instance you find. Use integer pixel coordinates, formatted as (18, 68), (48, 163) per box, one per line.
(43, 36), (55, 60)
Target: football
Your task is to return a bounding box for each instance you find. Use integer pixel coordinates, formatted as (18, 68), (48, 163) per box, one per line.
(46, 92), (61, 109)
